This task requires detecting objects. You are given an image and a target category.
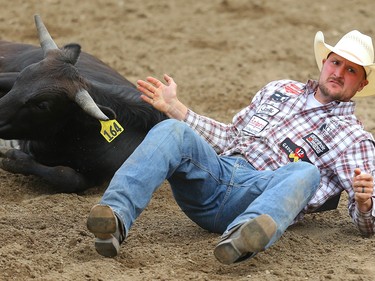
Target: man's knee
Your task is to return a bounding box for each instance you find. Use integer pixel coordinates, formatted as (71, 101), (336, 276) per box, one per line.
(285, 161), (320, 188)
(150, 119), (193, 140)
(152, 119), (187, 132)
(292, 161), (321, 190)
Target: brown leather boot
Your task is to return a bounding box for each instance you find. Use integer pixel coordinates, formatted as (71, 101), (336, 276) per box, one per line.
(214, 214), (277, 265)
(87, 204), (125, 257)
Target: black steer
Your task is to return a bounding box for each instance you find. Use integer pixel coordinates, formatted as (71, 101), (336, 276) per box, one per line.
(0, 15), (167, 192)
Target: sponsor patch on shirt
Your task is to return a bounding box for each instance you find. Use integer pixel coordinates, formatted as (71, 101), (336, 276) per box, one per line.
(243, 115), (269, 135)
(271, 91), (290, 103)
(303, 133), (329, 157)
(256, 104), (280, 116)
(284, 83), (303, 95)
(319, 120), (340, 142)
(280, 138), (311, 163)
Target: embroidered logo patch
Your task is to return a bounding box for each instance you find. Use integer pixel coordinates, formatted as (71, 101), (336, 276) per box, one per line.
(243, 115), (269, 135)
(280, 138), (311, 163)
(256, 104), (280, 116)
(303, 133), (329, 157)
(319, 120), (340, 142)
(284, 83), (303, 95)
(271, 91), (290, 102)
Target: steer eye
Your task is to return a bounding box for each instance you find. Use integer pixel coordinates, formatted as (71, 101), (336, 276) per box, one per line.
(36, 101), (50, 110)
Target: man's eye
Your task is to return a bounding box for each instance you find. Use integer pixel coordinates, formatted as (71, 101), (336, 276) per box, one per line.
(348, 68), (356, 73)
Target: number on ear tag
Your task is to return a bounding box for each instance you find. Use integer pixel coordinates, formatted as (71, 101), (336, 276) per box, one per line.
(99, 120), (124, 142)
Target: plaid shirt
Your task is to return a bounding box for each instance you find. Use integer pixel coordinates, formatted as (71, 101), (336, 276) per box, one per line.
(184, 79), (375, 236)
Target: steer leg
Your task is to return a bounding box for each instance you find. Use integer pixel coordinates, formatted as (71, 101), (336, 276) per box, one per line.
(0, 147), (91, 192)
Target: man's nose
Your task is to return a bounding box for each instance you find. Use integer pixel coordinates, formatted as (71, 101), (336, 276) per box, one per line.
(334, 65), (345, 77)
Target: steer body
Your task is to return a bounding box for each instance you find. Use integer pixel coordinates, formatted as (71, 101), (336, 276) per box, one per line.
(0, 18), (167, 192)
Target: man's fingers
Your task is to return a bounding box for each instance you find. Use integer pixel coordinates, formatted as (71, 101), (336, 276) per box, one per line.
(353, 167), (361, 177)
(355, 173), (373, 182)
(354, 186), (367, 193)
(164, 74), (176, 87)
(137, 79), (154, 90)
(146, 76), (163, 87)
(353, 178), (372, 188)
(164, 74), (172, 84)
(137, 80), (157, 96)
(140, 94), (154, 105)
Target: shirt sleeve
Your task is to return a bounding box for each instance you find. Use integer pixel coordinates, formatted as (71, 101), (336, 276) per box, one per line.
(183, 109), (238, 154)
(183, 85), (265, 154)
(336, 140), (375, 236)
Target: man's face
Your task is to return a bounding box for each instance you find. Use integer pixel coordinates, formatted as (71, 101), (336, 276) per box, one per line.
(316, 53), (369, 103)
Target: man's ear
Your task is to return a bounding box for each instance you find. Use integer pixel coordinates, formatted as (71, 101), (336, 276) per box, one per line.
(358, 79), (369, 92)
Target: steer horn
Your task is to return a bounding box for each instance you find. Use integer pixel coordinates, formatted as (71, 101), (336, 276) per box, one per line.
(34, 15), (110, 121)
(34, 14), (59, 55)
(75, 90), (109, 121)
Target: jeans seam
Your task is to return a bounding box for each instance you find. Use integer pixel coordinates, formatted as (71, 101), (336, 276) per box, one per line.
(213, 183), (232, 232)
(179, 155), (221, 183)
(213, 158), (244, 232)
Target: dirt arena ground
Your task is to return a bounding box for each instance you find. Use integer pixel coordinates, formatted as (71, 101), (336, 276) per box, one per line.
(1, 0), (375, 280)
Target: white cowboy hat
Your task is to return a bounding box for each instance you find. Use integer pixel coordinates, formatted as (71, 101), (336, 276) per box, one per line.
(314, 30), (375, 97)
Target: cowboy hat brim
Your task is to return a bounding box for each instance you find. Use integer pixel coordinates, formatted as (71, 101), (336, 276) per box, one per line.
(314, 31), (375, 97)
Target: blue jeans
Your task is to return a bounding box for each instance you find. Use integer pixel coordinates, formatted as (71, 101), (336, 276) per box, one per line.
(100, 119), (320, 249)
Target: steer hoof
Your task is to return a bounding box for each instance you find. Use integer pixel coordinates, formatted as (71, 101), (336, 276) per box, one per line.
(0, 149), (34, 175)
(0, 146), (11, 157)
(0, 139), (20, 149)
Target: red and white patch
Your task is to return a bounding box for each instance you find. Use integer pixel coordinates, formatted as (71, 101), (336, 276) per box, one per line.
(284, 83), (303, 95)
(243, 115), (269, 135)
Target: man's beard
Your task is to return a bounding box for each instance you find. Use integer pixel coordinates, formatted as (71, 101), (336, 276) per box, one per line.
(318, 77), (346, 102)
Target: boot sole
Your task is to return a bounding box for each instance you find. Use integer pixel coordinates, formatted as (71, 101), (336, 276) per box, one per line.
(214, 214), (277, 264)
(87, 205), (120, 257)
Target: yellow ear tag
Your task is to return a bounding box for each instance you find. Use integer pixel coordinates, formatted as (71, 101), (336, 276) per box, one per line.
(99, 119), (124, 143)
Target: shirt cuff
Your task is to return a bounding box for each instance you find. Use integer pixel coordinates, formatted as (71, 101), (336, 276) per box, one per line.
(355, 199), (374, 218)
(183, 109), (200, 128)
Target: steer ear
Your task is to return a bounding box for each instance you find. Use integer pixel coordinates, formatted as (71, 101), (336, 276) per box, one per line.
(62, 44), (81, 65)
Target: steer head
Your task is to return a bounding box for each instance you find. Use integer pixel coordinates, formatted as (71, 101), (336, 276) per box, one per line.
(0, 15), (112, 140)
